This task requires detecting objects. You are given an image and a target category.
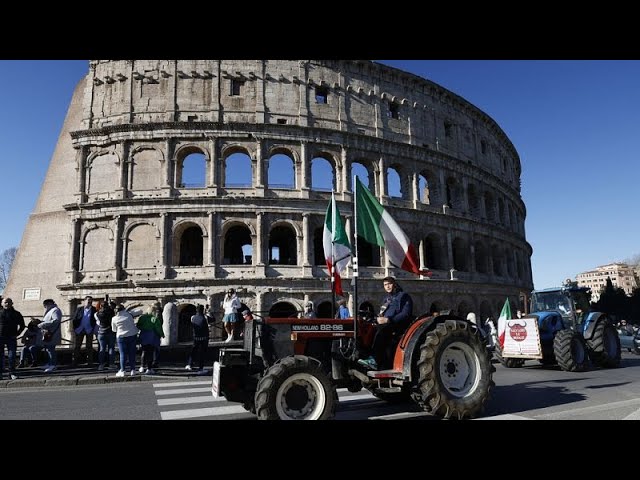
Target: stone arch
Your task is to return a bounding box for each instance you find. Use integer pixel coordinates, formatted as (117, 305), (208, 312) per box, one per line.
(452, 236), (469, 272)
(222, 222), (253, 265)
(81, 225), (113, 271)
(423, 233), (446, 270)
(386, 166), (404, 199)
(311, 156), (335, 191)
(484, 190), (496, 222)
(357, 236), (380, 267)
(222, 146), (253, 188)
(351, 160), (373, 192)
(467, 183), (481, 217)
(130, 146), (164, 192)
(125, 222), (160, 269)
(172, 221), (207, 266)
(86, 151), (120, 196)
(420, 169), (439, 205)
(313, 226), (325, 265)
(445, 176), (463, 210)
(177, 303), (196, 342)
(268, 221), (299, 265)
(474, 239), (489, 274)
(267, 151), (296, 189)
(269, 301), (298, 318)
(175, 145), (208, 189)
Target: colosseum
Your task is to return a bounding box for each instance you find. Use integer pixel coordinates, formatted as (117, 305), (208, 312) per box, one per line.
(5, 59), (533, 345)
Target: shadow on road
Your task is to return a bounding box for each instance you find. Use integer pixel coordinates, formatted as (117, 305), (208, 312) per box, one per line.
(484, 380), (587, 416)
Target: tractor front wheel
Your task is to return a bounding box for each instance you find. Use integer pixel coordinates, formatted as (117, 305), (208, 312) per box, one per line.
(255, 355), (337, 420)
(414, 320), (494, 419)
(553, 329), (588, 372)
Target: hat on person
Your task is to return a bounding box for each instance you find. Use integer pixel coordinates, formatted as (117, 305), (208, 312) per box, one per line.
(241, 309), (251, 317)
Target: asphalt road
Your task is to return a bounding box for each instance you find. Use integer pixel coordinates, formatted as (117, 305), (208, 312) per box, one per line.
(2, 352), (640, 420)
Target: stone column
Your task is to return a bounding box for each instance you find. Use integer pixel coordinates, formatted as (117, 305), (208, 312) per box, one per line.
(254, 137), (265, 195)
(68, 218), (80, 283)
(208, 137), (218, 190)
(446, 231), (454, 270)
(340, 146), (349, 195)
(113, 216), (122, 275)
(462, 178), (469, 214)
(207, 211), (216, 266)
(255, 212), (264, 265)
(378, 156), (387, 200)
(300, 140), (310, 198)
(411, 172), (419, 208)
(298, 61), (309, 127)
(255, 60), (266, 124)
(302, 213), (311, 267)
(75, 147), (87, 203)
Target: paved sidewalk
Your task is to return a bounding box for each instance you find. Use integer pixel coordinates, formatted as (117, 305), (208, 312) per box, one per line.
(0, 361), (215, 388)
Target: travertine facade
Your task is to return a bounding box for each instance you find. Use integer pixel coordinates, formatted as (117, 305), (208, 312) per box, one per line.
(6, 60), (533, 343)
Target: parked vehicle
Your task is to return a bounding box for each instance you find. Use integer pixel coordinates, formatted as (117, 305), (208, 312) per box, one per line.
(497, 286), (621, 372)
(618, 328), (640, 355)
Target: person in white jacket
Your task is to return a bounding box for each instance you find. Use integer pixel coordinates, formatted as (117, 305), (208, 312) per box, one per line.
(111, 305), (139, 377)
(222, 288), (241, 342)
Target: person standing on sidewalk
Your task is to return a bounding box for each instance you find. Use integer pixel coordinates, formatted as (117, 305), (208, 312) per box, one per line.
(111, 304), (139, 377)
(222, 288), (241, 342)
(71, 296), (97, 367)
(95, 299), (116, 371)
(0, 298), (26, 380)
(185, 304), (209, 374)
(40, 299), (62, 373)
(136, 304), (164, 375)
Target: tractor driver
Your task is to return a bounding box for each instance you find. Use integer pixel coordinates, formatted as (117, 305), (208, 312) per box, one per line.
(358, 276), (413, 370)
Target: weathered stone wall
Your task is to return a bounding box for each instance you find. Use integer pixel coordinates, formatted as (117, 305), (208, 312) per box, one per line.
(6, 60), (533, 341)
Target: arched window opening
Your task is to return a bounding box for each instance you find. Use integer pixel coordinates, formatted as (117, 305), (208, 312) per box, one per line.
(351, 163), (370, 191)
(317, 301), (333, 319)
(474, 241), (488, 274)
(357, 237), (380, 267)
(418, 174), (430, 204)
(224, 152), (252, 187)
(424, 234), (444, 270)
(268, 153), (295, 189)
(181, 153), (206, 188)
(269, 302), (298, 318)
(452, 238), (468, 272)
(179, 226), (203, 266)
(313, 227), (325, 265)
(311, 157), (334, 191)
(387, 167), (402, 198)
(269, 225), (297, 265)
(223, 225), (252, 265)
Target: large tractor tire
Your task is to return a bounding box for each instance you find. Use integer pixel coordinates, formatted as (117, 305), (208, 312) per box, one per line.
(553, 329), (588, 372)
(414, 319), (494, 419)
(254, 355), (338, 420)
(587, 320), (621, 368)
(494, 344), (526, 368)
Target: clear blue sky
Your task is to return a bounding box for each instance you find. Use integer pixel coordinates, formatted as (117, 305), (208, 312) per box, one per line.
(1, 60), (638, 290)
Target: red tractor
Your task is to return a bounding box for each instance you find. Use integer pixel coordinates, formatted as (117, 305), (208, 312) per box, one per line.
(212, 311), (494, 420)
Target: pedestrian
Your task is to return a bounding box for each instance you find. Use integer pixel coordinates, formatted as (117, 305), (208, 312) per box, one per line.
(0, 298), (26, 380)
(222, 288), (241, 342)
(185, 304), (209, 374)
(40, 299), (62, 373)
(111, 304), (139, 377)
(95, 299), (116, 371)
(358, 276), (413, 370)
(71, 295), (97, 367)
(336, 298), (350, 319)
(18, 319), (42, 368)
(136, 303), (164, 374)
(302, 301), (317, 319)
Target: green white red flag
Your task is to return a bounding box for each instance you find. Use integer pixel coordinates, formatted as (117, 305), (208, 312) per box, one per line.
(354, 177), (430, 277)
(497, 298), (512, 348)
(323, 193), (351, 296)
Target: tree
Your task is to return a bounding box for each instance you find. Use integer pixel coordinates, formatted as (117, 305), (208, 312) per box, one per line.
(594, 276), (630, 322)
(0, 247), (17, 292)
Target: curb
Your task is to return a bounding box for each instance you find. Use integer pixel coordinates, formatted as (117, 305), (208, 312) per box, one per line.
(0, 372), (210, 389)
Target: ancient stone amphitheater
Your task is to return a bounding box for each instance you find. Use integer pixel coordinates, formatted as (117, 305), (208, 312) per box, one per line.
(5, 60), (532, 344)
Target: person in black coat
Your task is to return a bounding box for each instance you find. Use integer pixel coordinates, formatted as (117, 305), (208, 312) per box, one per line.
(71, 296), (97, 366)
(0, 298), (25, 380)
(358, 276), (413, 370)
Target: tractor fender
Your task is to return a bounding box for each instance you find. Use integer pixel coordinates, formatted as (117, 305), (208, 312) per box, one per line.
(393, 314), (463, 380)
(582, 312), (608, 340)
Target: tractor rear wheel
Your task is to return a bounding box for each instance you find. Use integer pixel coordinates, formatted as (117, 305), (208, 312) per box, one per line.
(553, 329), (588, 372)
(414, 319), (494, 419)
(254, 355), (337, 420)
(587, 319), (621, 368)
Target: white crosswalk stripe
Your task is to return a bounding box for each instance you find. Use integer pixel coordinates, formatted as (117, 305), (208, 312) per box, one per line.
(153, 381), (423, 420)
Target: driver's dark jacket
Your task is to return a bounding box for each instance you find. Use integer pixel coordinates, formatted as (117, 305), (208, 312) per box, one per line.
(381, 290), (413, 325)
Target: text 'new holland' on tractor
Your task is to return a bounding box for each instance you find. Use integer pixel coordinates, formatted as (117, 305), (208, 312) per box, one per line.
(496, 286), (620, 372)
(211, 310), (495, 420)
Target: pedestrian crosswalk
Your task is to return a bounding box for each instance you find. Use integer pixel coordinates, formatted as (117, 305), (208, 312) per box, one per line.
(152, 380), (431, 420)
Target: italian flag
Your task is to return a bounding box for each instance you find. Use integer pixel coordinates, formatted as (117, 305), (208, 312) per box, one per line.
(355, 177), (429, 276)
(497, 298), (511, 348)
(323, 193), (352, 296)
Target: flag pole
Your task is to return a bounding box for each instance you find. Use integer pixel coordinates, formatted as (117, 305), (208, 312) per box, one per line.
(330, 192), (336, 319)
(352, 175), (359, 353)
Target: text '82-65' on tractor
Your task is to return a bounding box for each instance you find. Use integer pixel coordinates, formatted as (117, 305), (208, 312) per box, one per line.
(211, 311), (495, 420)
(496, 286), (621, 372)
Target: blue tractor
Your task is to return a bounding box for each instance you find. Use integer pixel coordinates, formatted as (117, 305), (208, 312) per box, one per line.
(497, 286), (621, 372)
